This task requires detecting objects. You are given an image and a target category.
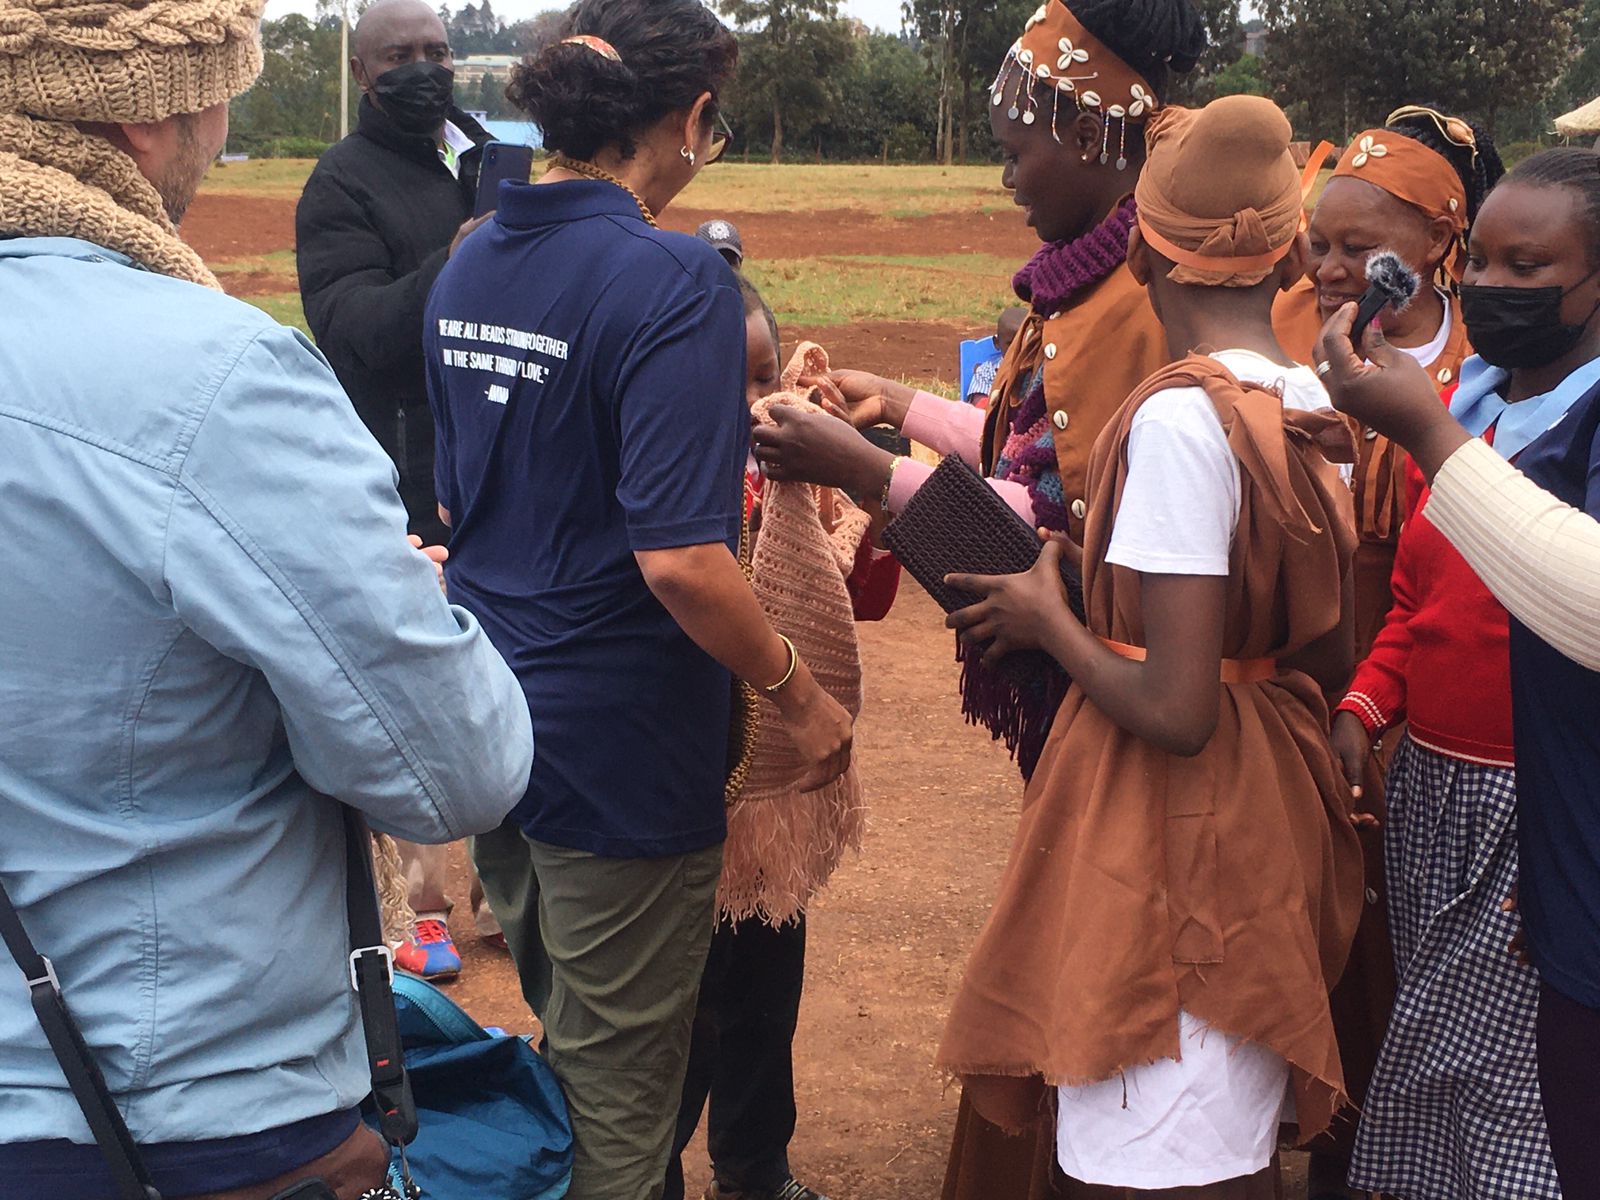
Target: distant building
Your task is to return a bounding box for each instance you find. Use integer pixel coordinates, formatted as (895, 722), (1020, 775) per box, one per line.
(455, 54), (521, 88)
(463, 110), (544, 149)
(1244, 28), (1266, 57)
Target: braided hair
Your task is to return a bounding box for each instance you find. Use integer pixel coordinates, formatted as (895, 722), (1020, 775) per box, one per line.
(1070, 0), (1208, 101)
(1505, 147), (1600, 267)
(1386, 110), (1505, 224)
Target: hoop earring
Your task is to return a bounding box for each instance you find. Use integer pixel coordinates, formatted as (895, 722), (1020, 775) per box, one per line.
(681, 146), (696, 166)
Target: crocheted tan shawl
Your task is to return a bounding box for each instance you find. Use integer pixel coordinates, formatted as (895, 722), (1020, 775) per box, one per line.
(0, 112), (218, 287)
(722, 344), (872, 925)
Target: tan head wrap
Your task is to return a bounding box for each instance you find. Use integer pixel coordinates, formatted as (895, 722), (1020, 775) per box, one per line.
(0, 0), (264, 287)
(1134, 95), (1304, 287)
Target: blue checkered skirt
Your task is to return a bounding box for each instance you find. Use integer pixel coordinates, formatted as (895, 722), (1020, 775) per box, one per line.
(1349, 736), (1559, 1199)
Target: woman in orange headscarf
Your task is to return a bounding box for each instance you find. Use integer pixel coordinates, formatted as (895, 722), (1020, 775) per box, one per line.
(1273, 108), (1504, 1200)
(1277, 108), (1504, 654)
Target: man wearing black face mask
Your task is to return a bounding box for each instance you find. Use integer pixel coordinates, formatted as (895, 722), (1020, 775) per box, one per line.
(297, 0), (489, 548)
(296, 0), (500, 983)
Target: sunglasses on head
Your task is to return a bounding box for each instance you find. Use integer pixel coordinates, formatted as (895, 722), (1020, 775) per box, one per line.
(706, 110), (735, 166)
(1387, 104), (1478, 163)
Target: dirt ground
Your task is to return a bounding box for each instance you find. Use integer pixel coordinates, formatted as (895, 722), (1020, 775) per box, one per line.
(667, 206), (1034, 261)
(186, 193), (295, 260)
(183, 194), (1035, 271)
(183, 194), (1032, 384)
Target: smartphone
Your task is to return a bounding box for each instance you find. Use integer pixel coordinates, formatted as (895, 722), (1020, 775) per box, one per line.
(474, 141), (535, 218)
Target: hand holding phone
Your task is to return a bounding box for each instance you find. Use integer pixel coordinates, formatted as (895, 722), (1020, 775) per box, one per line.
(475, 140), (535, 218)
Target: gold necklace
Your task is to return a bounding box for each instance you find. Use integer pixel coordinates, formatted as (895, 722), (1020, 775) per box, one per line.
(546, 154), (658, 228)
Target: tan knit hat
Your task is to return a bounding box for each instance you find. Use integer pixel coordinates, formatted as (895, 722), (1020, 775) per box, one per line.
(0, 0), (265, 122)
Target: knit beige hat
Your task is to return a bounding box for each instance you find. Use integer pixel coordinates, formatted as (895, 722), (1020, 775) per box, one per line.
(0, 0), (265, 122)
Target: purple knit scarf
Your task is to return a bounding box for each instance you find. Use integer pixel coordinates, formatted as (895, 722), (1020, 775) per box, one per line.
(958, 197), (1138, 781)
(1012, 196), (1138, 317)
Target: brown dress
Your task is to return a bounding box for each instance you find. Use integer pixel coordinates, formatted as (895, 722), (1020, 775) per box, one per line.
(938, 356), (1364, 1174)
(1272, 279), (1472, 1153)
(942, 258), (1173, 1200)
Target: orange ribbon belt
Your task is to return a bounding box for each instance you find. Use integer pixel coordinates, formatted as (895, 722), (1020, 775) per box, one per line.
(1099, 638), (1278, 685)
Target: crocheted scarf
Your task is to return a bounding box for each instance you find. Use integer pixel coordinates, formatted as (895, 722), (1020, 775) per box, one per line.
(724, 343), (872, 926)
(0, 113), (218, 288)
(1012, 196), (1137, 316)
(958, 197), (1137, 781)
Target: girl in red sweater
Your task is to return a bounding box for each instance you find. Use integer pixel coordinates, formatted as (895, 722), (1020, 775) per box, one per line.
(1328, 157), (1600, 1199)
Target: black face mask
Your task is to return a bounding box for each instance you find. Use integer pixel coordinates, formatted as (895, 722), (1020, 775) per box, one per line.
(1461, 269), (1600, 370)
(369, 60), (454, 137)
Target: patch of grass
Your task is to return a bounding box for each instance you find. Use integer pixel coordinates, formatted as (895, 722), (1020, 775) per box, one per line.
(212, 248), (300, 283)
(245, 291), (310, 335)
(830, 252), (1019, 274)
(903, 376), (959, 401)
(678, 162), (1006, 214)
(745, 253), (1015, 328)
(199, 158), (1008, 214)
(201, 157), (318, 199)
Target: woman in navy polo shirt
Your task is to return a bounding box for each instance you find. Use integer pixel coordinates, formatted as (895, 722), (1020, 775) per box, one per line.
(422, 3), (852, 1196)
(1319, 147), (1600, 1197)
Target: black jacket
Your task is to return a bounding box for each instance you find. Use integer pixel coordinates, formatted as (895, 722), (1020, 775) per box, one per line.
(295, 98), (489, 543)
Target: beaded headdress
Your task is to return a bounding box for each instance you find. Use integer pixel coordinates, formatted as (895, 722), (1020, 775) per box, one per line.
(988, 0), (1158, 171)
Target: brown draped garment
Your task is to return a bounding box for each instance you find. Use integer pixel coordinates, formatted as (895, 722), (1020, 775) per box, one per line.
(938, 354), (1363, 1149)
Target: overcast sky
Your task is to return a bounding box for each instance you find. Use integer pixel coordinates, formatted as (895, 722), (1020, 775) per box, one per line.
(263, 0), (909, 34)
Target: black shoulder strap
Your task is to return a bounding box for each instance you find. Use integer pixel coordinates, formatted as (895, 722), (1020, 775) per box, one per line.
(0, 876), (159, 1200)
(340, 807), (419, 1154)
(0, 806), (418, 1200)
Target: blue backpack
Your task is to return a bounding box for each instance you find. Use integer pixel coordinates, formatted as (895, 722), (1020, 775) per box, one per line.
(375, 973), (573, 1200)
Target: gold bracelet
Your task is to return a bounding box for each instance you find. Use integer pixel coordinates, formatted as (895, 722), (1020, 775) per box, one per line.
(878, 456), (901, 511)
(762, 634), (799, 694)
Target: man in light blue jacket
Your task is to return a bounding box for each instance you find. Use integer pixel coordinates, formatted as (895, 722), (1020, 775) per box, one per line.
(0, 1), (534, 1196)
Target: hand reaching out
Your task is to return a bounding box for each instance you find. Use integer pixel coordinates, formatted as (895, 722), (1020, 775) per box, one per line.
(944, 537), (1076, 666)
(800, 369), (915, 430)
(1316, 302), (1470, 479)
(751, 404), (895, 494)
(802, 374), (878, 428)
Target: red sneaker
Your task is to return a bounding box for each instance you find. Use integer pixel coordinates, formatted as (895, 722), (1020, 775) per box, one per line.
(393, 917), (462, 981)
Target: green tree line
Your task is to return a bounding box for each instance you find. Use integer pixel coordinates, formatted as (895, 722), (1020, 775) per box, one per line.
(228, 0), (1594, 161)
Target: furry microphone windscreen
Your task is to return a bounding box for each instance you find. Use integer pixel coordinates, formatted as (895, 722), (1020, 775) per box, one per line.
(1352, 250), (1421, 333)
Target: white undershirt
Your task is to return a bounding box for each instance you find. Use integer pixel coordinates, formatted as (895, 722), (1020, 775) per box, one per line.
(1105, 348), (1336, 577)
(439, 120), (475, 180)
(1398, 289), (1452, 367)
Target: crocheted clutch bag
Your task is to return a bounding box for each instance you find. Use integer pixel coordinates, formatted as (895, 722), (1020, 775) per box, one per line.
(884, 454), (1085, 680)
